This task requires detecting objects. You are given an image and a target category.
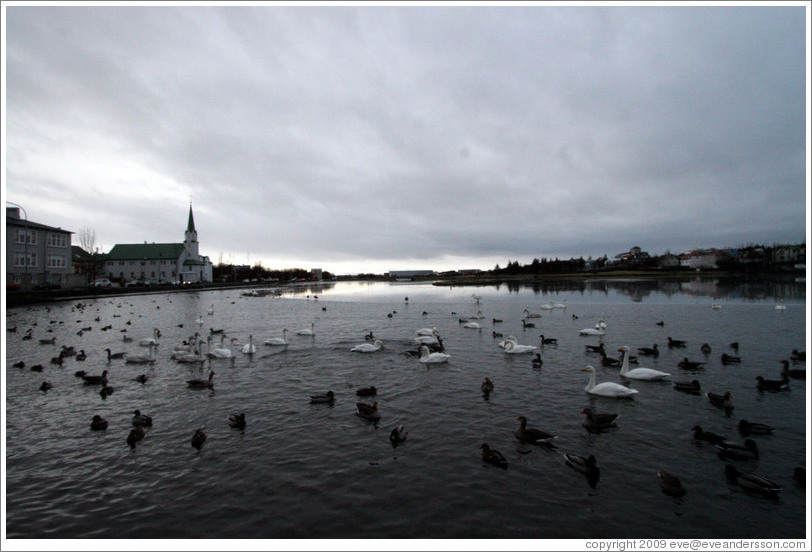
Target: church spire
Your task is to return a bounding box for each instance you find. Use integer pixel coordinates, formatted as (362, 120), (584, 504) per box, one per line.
(187, 203), (196, 233)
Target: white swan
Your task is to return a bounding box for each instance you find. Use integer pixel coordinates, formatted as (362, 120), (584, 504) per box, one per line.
(138, 328), (160, 347)
(419, 345), (450, 364)
(264, 329), (289, 346)
(417, 327), (438, 336)
(617, 346), (670, 381)
(552, 299), (567, 309)
(583, 365), (638, 398)
(503, 340), (538, 354)
(241, 335), (256, 355)
(539, 303), (554, 311)
(469, 311), (485, 320)
(176, 340), (207, 363)
(414, 334), (440, 345)
(296, 323), (315, 336)
(126, 343), (156, 364)
(351, 339), (383, 353)
(579, 319), (607, 336)
(775, 300), (787, 310)
(208, 335), (235, 359)
(463, 321), (482, 329)
(498, 335), (519, 349)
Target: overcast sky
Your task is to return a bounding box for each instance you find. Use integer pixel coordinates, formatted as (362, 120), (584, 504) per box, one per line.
(3, 2), (809, 275)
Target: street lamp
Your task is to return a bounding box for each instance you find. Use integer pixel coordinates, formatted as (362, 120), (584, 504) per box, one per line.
(6, 201), (29, 288)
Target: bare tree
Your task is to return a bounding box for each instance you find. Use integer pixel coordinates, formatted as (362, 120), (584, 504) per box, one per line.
(78, 227), (97, 253)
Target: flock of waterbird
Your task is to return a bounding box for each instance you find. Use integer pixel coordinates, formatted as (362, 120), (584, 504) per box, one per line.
(7, 293), (807, 495)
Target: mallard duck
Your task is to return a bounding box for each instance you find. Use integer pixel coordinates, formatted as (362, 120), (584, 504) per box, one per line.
(707, 391), (734, 415)
(514, 416), (557, 445)
(780, 360), (805, 379)
(82, 370), (109, 385)
(310, 390), (335, 404)
(720, 353), (742, 365)
(658, 470), (686, 498)
(356, 386), (377, 397)
(755, 375), (789, 391)
(738, 419), (774, 435)
(667, 337), (686, 348)
(191, 429), (207, 450)
(229, 413), (246, 430)
(678, 358), (705, 370)
(673, 379), (701, 394)
(90, 415), (108, 431)
(132, 410), (153, 427)
(563, 453), (599, 478)
(724, 464), (780, 495)
(187, 371), (215, 389)
(717, 439), (759, 460)
(389, 425), (408, 445)
(481, 443), (508, 469)
(356, 402), (380, 421)
(481, 377), (494, 395)
(127, 427), (145, 449)
(580, 407), (619, 431)
(692, 425), (727, 445)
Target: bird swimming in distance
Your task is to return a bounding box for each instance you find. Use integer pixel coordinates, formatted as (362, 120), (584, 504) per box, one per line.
(514, 416), (557, 445)
(127, 427), (146, 449)
(191, 429), (207, 450)
(716, 439), (759, 460)
(187, 371), (215, 389)
(658, 470), (687, 498)
(707, 391), (734, 415)
(356, 402), (381, 422)
(721, 353), (742, 365)
(132, 410), (153, 427)
(39, 381), (53, 392)
(389, 425), (408, 446)
(419, 345), (451, 364)
(105, 348), (126, 361)
(583, 366), (638, 398)
(678, 358), (705, 370)
(539, 335), (558, 345)
(264, 329), (289, 346)
(310, 390), (335, 404)
(673, 379), (701, 394)
(90, 415), (108, 431)
(532, 354), (543, 368)
(701, 343), (712, 354)
(481, 377), (494, 396)
(737, 419), (774, 436)
(724, 464), (780, 496)
(618, 346), (670, 380)
(229, 413), (246, 430)
(481, 443), (508, 469)
(667, 337), (687, 348)
(351, 340), (383, 353)
(637, 344), (659, 357)
(580, 407), (619, 432)
(755, 375), (789, 392)
(563, 453), (600, 486)
(780, 359), (805, 379)
(692, 425), (727, 445)
(82, 370), (109, 385)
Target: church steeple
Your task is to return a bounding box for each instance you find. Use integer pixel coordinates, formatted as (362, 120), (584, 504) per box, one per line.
(187, 204), (196, 233)
(184, 203), (199, 260)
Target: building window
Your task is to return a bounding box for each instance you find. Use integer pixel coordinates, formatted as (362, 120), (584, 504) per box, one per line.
(47, 255), (67, 269)
(47, 233), (68, 248)
(14, 252), (37, 267)
(14, 229), (37, 245)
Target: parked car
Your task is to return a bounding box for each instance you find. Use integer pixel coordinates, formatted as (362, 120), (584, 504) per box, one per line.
(91, 278), (113, 288)
(33, 282), (62, 291)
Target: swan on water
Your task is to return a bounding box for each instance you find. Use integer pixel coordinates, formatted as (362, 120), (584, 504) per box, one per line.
(583, 365), (638, 398)
(419, 345), (450, 364)
(503, 340), (538, 354)
(579, 319), (607, 336)
(617, 346), (670, 381)
(264, 329), (289, 346)
(351, 339), (383, 353)
(241, 335), (256, 354)
(296, 323), (315, 336)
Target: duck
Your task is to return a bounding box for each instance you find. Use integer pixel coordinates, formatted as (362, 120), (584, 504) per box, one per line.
(503, 340), (537, 354)
(75, 350), (87, 361)
(618, 346), (670, 381)
(105, 348), (126, 361)
(100, 385), (114, 398)
(790, 349), (805, 362)
(82, 370), (109, 385)
(12, 360), (25, 369)
(755, 375), (789, 391)
(707, 391), (734, 414)
(514, 416), (557, 445)
(30, 364), (44, 372)
(480, 378), (494, 396)
(738, 419), (774, 435)
(673, 379), (701, 394)
(583, 365), (638, 398)
(296, 323), (315, 337)
(60, 346), (76, 357)
(692, 425), (727, 445)
(356, 386), (377, 397)
(229, 413), (246, 430)
(724, 464), (780, 495)
(351, 340), (383, 353)
(39, 337), (56, 345)
(134, 374), (148, 384)
(658, 470), (687, 498)
(125, 343), (156, 364)
(637, 344), (659, 357)
(127, 427), (146, 449)
(356, 402), (381, 421)
(187, 371), (215, 389)
(600, 352), (621, 367)
(389, 425), (408, 445)
(532, 353), (543, 368)
(132, 410), (153, 427)
(264, 329), (289, 346)
(310, 390), (335, 404)
(90, 415), (108, 431)
(780, 359), (805, 379)
(138, 328), (160, 347)
(481, 443), (508, 469)
(717, 439), (759, 460)
(563, 453), (599, 479)
(678, 357), (705, 370)
(721, 353), (742, 365)
(520, 319), (535, 329)
(729, 341), (739, 351)
(580, 407), (619, 431)
(241, 335), (256, 355)
(667, 337), (687, 348)
(585, 343), (606, 354)
(700, 343), (712, 354)
(39, 381), (53, 392)
(419, 345), (450, 364)
(191, 429), (207, 450)
(539, 335), (558, 345)
(74, 370), (86, 378)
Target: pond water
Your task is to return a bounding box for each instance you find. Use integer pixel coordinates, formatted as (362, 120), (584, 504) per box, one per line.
(3, 278), (809, 541)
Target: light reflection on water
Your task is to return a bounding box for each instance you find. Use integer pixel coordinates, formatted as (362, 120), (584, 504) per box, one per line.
(4, 279), (808, 539)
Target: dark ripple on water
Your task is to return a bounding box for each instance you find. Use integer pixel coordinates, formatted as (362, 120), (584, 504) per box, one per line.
(4, 282), (808, 539)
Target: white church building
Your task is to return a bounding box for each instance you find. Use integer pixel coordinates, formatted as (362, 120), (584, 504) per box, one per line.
(103, 205), (213, 284)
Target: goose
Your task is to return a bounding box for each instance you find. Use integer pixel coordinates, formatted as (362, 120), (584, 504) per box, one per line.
(241, 335), (256, 355)
(532, 353), (543, 368)
(539, 335), (558, 345)
(618, 346), (670, 381)
(582, 365), (638, 398)
(503, 340), (537, 354)
(520, 319), (535, 329)
(673, 379), (701, 394)
(580, 407), (619, 431)
(207, 335), (236, 359)
(738, 419), (774, 435)
(600, 352), (621, 367)
(563, 453), (599, 479)
(480, 378), (494, 396)
(351, 340), (383, 353)
(514, 416), (557, 445)
(125, 343), (156, 364)
(780, 359), (805, 379)
(707, 391), (734, 414)
(229, 413), (246, 430)
(138, 328), (160, 347)
(389, 425), (408, 445)
(356, 386), (377, 397)
(82, 370), (109, 385)
(585, 343), (606, 354)
(100, 385), (114, 398)
(127, 427), (145, 449)
(191, 429), (207, 450)
(721, 353), (742, 365)
(678, 358), (705, 370)
(637, 344), (659, 357)
(356, 402), (381, 421)
(724, 464), (780, 496)
(105, 348), (126, 361)
(729, 341), (739, 351)
(90, 415), (108, 431)
(310, 390), (335, 404)
(717, 439), (759, 460)
(658, 470), (686, 498)
(579, 319), (606, 336)
(755, 375), (789, 391)
(132, 410), (153, 427)
(522, 309), (542, 319)
(667, 337), (687, 348)
(481, 443), (508, 469)
(60, 346), (76, 357)
(264, 329), (289, 346)
(187, 371), (215, 389)
(39, 381), (53, 392)
(419, 345), (450, 364)
(692, 425), (727, 445)
(296, 323), (315, 337)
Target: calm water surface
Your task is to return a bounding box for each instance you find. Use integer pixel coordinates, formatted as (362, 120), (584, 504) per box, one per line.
(4, 279), (809, 539)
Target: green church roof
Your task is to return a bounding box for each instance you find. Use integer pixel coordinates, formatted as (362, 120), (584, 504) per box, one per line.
(107, 243), (185, 260)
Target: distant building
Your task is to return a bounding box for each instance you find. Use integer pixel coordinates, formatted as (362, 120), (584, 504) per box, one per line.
(6, 206), (74, 289)
(387, 270), (437, 280)
(679, 249), (730, 270)
(102, 204), (212, 284)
